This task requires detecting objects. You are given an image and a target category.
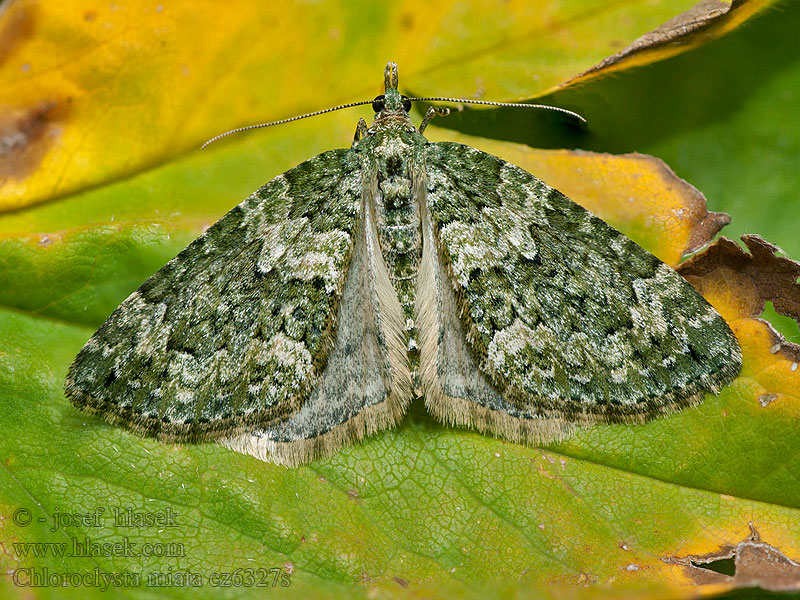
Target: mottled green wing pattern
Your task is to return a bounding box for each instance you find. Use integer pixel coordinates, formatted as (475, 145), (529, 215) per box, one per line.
(422, 142), (741, 429)
(66, 149), (362, 442)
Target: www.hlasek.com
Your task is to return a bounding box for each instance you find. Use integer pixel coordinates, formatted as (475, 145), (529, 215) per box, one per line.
(12, 567), (292, 590)
(12, 537), (185, 558)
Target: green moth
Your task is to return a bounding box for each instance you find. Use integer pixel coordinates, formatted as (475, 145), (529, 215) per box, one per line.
(65, 62), (742, 466)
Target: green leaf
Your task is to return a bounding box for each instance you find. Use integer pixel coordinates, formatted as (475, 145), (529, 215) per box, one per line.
(2, 0), (798, 598)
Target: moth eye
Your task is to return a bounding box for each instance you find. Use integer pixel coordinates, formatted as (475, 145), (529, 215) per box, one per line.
(372, 95), (385, 112)
(401, 96), (412, 112)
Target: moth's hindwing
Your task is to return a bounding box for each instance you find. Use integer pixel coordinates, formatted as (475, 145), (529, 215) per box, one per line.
(418, 142), (742, 443)
(65, 149), (363, 442)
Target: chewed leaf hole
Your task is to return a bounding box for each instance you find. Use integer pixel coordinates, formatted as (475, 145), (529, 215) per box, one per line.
(690, 556), (736, 576)
(760, 301), (800, 343)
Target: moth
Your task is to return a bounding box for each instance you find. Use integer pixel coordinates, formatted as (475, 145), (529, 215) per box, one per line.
(65, 62), (742, 466)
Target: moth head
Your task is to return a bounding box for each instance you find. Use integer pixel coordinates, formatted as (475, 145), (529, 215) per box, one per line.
(371, 93), (412, 115)
(374, 61), (412, 115)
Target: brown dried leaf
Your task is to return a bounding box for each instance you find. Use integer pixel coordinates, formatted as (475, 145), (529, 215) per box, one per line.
(565, 0), (773, 87)
(669, 525), (800, 592)
(678, 234), (800, 363)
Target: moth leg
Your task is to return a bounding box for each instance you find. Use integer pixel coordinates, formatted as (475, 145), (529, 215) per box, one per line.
(353, 118), (369, 144)
(419, 106), (451, 134)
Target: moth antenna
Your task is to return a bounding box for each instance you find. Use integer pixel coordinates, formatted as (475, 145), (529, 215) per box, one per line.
(201, 99), (377, 149)
(407, 97), (586, 123)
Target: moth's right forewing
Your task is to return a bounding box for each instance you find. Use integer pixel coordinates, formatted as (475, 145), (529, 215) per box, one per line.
(416, 167), (579, 446)
(417, 142), (741, 445)
(65, 149), (362, 442)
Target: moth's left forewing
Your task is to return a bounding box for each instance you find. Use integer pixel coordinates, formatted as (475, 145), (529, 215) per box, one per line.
(418, 142), (741, 444)
(65, 149), (365, 442)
